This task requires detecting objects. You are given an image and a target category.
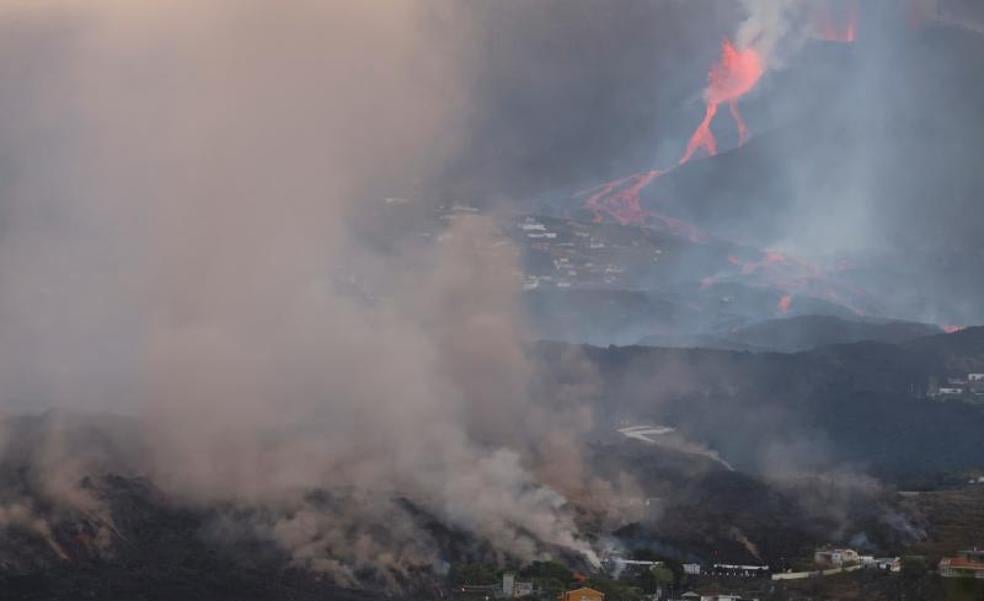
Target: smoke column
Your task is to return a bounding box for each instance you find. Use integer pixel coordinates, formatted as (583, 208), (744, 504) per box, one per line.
(0, 0), (606, 582)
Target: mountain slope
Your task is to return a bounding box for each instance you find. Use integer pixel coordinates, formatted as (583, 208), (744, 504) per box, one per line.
(536, 327), (984, 478)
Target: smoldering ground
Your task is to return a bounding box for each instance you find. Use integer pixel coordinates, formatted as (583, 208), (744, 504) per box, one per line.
(0, 0), (625, 584)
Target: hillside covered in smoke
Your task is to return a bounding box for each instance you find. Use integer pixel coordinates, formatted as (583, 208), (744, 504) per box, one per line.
(2, 1), (984, 600)
(0, 0), (613, 591)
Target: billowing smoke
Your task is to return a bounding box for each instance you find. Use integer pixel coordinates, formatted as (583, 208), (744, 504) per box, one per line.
(735, 0), (810, 69)
(0, 0), (609, 583)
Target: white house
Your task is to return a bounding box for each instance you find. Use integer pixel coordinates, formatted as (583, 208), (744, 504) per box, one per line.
(815, 548), (861, 567)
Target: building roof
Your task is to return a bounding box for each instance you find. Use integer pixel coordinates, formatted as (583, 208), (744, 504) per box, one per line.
(563, 586), (605, 600)
(566, 587), (604, 593)
(940, 557), (984, 572)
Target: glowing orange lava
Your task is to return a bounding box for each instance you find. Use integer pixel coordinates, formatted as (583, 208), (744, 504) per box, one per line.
(581, 170), (661, 226)
(778, 294), (793, 314)
(714, 249), (870, 316)
(680, 39), (764, 165)
(573, 38), (764, 229)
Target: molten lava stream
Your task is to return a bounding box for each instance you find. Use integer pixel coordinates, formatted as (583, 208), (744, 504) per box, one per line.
(679, 39), (763, 166)
(582, 170), (661, 225)
(729, 100), (749, 145)
(679, 102), (718, 165)
(574, 39), (763, 228)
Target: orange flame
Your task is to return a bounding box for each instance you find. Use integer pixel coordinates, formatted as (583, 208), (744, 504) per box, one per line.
(680, 39), (764, 165)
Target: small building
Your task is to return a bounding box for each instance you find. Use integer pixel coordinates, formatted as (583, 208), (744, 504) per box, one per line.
(940, 550), (984, 579)
(711, 564), (770, 578)
(968, 373), (984, 382)
(683, 563), (702, 576)
(700, 595), (758, 601)
(503, 573), (515, 598)
(938, 387), (964, 396)
(502, 573), (534, 599)
(513, 581), (534, 598)
(815, 548), (861, 567)
(561, 587), (605, 601)
(456, 584), (498, 598)
(607, 557), (666, 570)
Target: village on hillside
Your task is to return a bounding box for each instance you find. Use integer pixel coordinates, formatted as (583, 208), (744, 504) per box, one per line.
(447, 545), (984, 601)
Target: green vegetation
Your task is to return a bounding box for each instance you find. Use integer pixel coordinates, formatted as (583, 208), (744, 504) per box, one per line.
(900, 555), (929, 579)
(519, 561), (574, 598)
(943, 577), (984, 601)
(448, 563), (499, 586)
(585, 575), (644, 601)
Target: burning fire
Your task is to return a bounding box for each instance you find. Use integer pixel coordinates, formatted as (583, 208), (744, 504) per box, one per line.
(813, 0), (858, 43)
(680, 39), (764, 165)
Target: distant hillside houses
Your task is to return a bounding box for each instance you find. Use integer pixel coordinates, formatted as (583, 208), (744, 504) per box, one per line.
(814, 548), (861, 568)
(769, 549), (898, 582)
(561, 587), (604, 601)
(939, 549), (984, 579)
(674, 594), (757, 601)
(511, 215), (669, 290)
(709, 564), (770, 578)
(927, 373), (984, 403)
(455, 573), (535, 600)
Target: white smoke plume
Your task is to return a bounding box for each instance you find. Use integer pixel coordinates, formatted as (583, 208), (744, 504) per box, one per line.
(0, 0), (606, 582)
(735, 0), (810, 68)
(0, 502), (68, 561)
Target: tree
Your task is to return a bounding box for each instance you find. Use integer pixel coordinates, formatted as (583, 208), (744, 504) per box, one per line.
(449, 563), (499, 586)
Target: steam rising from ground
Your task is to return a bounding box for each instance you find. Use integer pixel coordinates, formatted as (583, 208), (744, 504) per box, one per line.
(0, 0), (606, 581)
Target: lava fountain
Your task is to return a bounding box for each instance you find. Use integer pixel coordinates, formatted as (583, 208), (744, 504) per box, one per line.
(679, 39), (764, 165)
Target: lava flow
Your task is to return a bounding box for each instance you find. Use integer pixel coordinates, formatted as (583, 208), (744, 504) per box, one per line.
(576, 170), (709, 242)
(581, 170), (661, 226)
(679, 39), (764, 165)
(575, 39), (763, 230)
(717, 249), (871, 316)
